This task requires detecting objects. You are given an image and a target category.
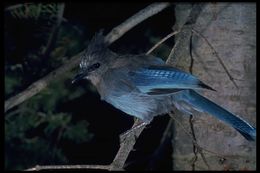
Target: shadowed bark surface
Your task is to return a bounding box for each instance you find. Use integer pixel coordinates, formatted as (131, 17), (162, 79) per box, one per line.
(171, 3), (256, 170)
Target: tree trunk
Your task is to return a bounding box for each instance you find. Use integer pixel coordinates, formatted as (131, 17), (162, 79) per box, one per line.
(170, 3), (256, 170)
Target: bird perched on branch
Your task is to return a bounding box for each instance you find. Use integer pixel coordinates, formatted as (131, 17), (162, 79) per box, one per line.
(72, 32), (256, 141)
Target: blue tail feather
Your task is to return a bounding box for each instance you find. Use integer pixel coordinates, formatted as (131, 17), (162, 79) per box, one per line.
(174, 90), (256, 141)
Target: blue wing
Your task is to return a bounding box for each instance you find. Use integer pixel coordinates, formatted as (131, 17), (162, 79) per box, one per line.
(102, 64), (255, 141)
(129, 65), (215, 94)
(172, 90), (256, 141)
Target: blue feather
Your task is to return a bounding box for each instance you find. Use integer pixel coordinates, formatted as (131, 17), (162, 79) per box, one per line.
(75, 33), (256, 141)
(129, 66), (215, 94)
(172, 90), (256, 140)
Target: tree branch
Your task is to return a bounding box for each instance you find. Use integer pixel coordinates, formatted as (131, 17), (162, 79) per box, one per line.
(105, 2), (171, 44)
(25, 164), (111, 171)
(4, 3), (30, 11)
(5, 2), (171, 112)
(23, 4), (172, 170)
(25, 105), (147, 171)
(167, 3), (205, 66)
(110, 119), (146, 170)
(146, 30), (179, 55)
(166, 38), (181, 64)
(5, 53), (82, 112)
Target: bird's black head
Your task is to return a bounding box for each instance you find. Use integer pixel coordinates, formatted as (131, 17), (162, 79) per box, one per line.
(72, 31), (113, 85)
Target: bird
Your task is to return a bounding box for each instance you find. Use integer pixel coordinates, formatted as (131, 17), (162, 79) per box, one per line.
(72, 31), (256, 141)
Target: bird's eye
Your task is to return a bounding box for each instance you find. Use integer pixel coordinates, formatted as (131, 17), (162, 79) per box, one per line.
(88, 62), (101, 72)
(93, 63), (100, 69)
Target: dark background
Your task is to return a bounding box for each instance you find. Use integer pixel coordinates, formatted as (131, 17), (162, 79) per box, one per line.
(5, 3), (175, 170)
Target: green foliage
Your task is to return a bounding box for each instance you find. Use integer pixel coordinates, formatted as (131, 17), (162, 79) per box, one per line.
(5, 74), (89, 170)
(5, 75), (22, 97)
(63, 120), (93, 143)
(5, 113), (68, 170)
(52, 25), (86, 59)
(9, 3), (60, 21)
(5, 3), (91, 170)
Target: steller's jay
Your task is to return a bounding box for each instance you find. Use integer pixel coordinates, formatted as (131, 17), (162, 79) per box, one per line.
(72, 32), (256, 141)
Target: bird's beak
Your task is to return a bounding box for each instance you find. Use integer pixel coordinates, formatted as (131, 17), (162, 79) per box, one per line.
(72, 72), (86, 84)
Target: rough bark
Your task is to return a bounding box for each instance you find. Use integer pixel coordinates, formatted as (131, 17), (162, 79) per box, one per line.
(171, 3), (256, 171)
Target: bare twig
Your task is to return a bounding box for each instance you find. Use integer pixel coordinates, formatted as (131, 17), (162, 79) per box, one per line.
(116, 39), (177, 170)
(23, 5), (173, 169)
(5, 3), (171, 112)
(5, 53), (82, 112)
(25, 164), (111, 171)
(146, 30), (179, 55)
(26, 29), (165, 169)
(191, 28), (239, 89)
(110, 119), (146, 170)
(105, 2), (171, 44)
(25, 118), (148, 171)
(6, 4), (73, 29)
(4, 3), (30, 11)
(109, 29), (181, 168)
(166, 39), (181, 64)
(167, 4), (205, 66)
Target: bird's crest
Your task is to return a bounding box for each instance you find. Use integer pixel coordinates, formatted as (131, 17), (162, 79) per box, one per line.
(79, 30), (109, 69)
(85, 30), (108, 56)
